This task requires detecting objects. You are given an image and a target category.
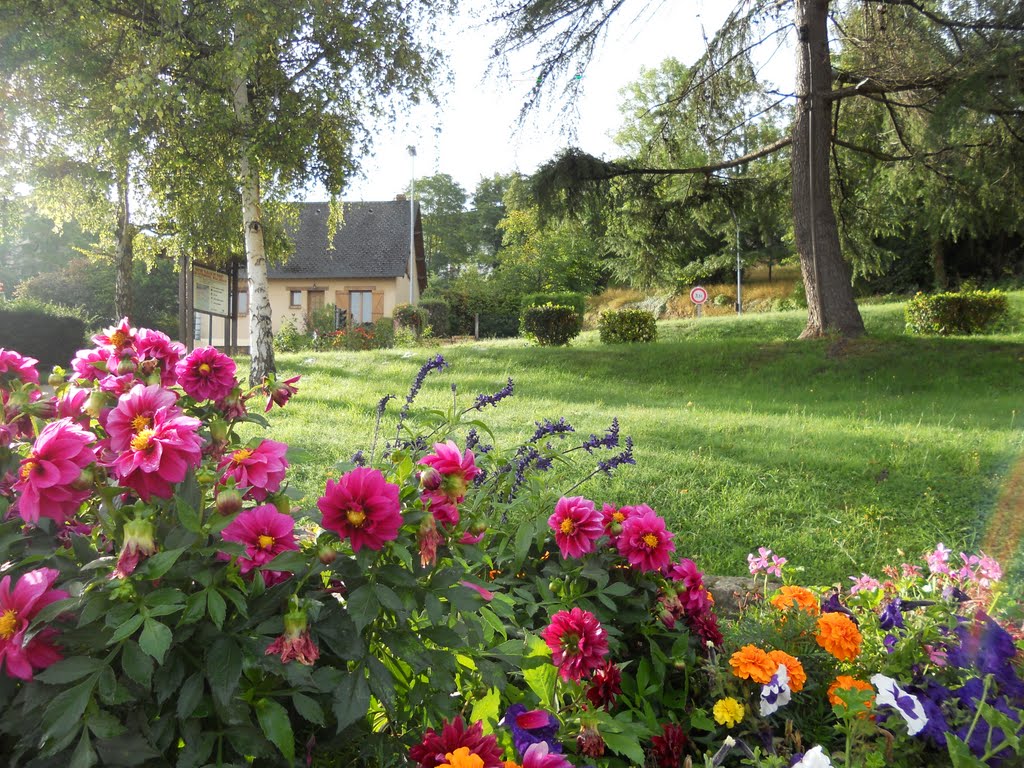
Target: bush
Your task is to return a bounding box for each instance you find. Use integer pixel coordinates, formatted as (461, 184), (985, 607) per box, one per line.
(273, 316), (308, 352)
(394, 303), (428, 335)
(598, 308), (658, 344)
(905, 289), (1009, 335)
(792, 279), (808, 309)
(425, 273), (521, 338)
(0, 300), (88, 369)
(521, 291), (586, 319)
(521, 303), (582, 346)
(418, 299), (450, 337)
(374, 316), (396, 348)
(712, 293), (734, 308)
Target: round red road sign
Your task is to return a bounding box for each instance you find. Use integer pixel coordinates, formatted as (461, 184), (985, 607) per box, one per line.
(689, 286), (708, 305)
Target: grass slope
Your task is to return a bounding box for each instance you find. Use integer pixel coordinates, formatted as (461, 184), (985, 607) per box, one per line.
(245, 300), (1024, 586)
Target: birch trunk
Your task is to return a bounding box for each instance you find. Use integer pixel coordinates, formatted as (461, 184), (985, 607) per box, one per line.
(114, 167), (134, 322)
(232, 74), (276, 384)
(792, 0), (865, 338)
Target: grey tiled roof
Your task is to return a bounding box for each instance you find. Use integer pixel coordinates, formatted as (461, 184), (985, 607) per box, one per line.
(268, 201), (423, 281)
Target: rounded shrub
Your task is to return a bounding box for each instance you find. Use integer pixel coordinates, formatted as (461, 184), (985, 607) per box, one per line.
(393, 303), (428, 334)
(374, 316), (396, 348)
(520, 291), (587, 318)
(520, 303), (582, 346)
(418, 299), (450, 337)
(598, 308), (658, 344)
(905, 289), (1009, 335)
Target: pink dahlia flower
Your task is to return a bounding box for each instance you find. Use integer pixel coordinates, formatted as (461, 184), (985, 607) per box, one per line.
(109, 408), (203, 500)
(14, 418), (96, 525)
(135, 328), (185, 387)
(0, 349), (40, 387)
(601, 503), (633, 546)
(91, 317), (136, 351)
(106, 383), (180, 452)
(541, 607), (609, 682)
(318, 468), (402, 552)
(220, 504), (299, 578)
(265, 602), (320, 666)
(56, 388), (91, 426)
(617, 505), (675, 572)
(71, 347), (109, 382)
(176, 347), (237, 402)
(112, 518), (157, 579)
(419, 440), (481, 502)
(548, 496), (603, 559)
(0, 567), (68, 681)
(217, 439), (288, 501)
(522, 741), (573, 768)
(410, 718), (504, 768)
(421, 490), (461, 527)
(263, 374), (300, 412)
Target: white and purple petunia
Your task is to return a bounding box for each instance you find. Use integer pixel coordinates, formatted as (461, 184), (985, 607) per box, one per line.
(793, 745), (833, 767)
(759, 663), (792, 716)
(871, 673), (929, 736)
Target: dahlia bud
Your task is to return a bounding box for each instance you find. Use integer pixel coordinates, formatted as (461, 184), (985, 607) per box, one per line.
(48, 369), (66, 387)
(195, 467), (217, 486)
(317, 545), (337, 565)
(112, 518), (157, 579)
(610, 521), (623, 536)
(469, 521), (487, 535)
(86, 390), (112, 419)
(419, 467), (442, 491)
(116, 356), (137, 376)
(71, 467), (95, 491)
(209, 417), (229, 443)
(216, 487), (243, 516)
(269, 492), (291, 516)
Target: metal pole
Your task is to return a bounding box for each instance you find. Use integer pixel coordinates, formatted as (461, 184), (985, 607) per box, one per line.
(407, 145), (416, 305)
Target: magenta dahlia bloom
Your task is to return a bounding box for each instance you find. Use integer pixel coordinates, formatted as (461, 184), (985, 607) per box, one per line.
(106, 384), (180, 452)
(409, 718), (504, 768)
(541, 607), (609, 681)
(617, 505), (675, 572)
(421, 490), (461, 527)
(0, 349), (40, 387)
(265, 605), (320, 666)
(56, 388), (90, 426)
(0, 567), (68, 681)
(109, 408), (203, 500)
(217, 439), (288, 501)
(111, 519), (157, 579)
(71, 347), (109, 382)
(263, 374), (300, 412)
(318, 467), (402, 552)
(220, 504), (299, 577)
(176, 347), (237, 402)
(548, 496), (604, 559)
(522, 741), (573, 768)
(92, 317), (136, 351)
(135, 328), (185, 387)
(13, 418), (96, 525)
(419, 440), (481, 502)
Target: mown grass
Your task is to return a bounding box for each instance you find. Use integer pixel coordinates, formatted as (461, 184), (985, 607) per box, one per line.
(240, 297), (1024, 586)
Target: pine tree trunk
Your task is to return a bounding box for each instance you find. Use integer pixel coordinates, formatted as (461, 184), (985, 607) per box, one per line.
(233, 74), (276, 385)
(792, 0), (865, 339)
(931, 237), (948, 290)
(114, 168), (134, 322)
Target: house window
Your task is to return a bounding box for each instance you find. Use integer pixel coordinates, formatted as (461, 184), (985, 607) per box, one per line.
(289, 290), (302, 308)
(350, 290), (373, 325)
(236, 290), (249, 316)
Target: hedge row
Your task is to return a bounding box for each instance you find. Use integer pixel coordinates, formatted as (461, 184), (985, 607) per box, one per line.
(0, 302), (87, 369)
(598, 308), (658, 344)
(905, 290), (1009, 335)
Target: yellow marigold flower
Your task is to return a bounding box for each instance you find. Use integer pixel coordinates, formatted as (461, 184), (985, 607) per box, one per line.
(770, 585), (820, 615)
(729, 644), (777, 684)
(439, 747), (484, 768)
(766, 649), (807, 693)
(713, 697), (746, 728)
(815, 612), (863, 661)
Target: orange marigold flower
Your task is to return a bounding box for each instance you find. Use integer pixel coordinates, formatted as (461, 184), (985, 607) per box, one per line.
(828, 675), (875, 710)
(815, 612), (863, 661)
(729, 644), (777, 684)
(503, 762), (522, 768)
(770, 586), (820, 615)
(766, 649), (807, 693)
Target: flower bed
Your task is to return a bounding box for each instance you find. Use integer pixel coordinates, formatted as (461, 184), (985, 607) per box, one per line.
(0, 323), (1021, 767)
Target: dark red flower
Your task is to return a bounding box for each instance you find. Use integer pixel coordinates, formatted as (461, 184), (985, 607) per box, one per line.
(650, 723), (688, 768)
(586, 659), (622, 710)
(409, 718), (503, 768)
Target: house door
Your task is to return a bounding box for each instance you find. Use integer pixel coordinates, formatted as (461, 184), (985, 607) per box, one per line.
(307, 290), (325, 322)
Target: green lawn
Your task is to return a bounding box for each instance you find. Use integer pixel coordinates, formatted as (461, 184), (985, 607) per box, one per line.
(241, 298), (1024, 586)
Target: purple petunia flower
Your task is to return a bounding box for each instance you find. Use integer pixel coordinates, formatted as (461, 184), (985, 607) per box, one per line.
(879, 599), (905, 631)
(501, 704), (562, 757)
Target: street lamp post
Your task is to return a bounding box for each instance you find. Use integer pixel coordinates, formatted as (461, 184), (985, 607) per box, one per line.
(407, 145), (416, 305)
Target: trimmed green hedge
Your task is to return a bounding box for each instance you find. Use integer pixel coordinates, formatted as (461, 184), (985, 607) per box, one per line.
(521, 291), (586, 318)
(0, 302), (87, 369)
(418, 299), (450, 337)
(598, 308), (658, 344)
(521, 303), (582, 346)
(905, 290), (1009, 335)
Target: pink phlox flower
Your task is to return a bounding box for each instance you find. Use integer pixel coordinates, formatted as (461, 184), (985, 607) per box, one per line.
(220, 504), (299, 577)
(109, 407), (203, 501)
(926, 543), (951, 575)
(0, 567), (69, 681)
(13, 418), (96, 525)
(975, 553), (1003, 587)
(768, 554), (788, 578)
(176, 347), (237, 402)
(924, 644), (948, 667)
(0, 349), (40, 387)
(616, 505), (675, 572)
(849, 573), (881, 594)
(419, 440), (481, 502)
(421, 490), (461, 527)
(522, 741), (573, 768)
(548, 496), (603, 559)
(317, 467), (402, 552)
(217, 439), (289, 501)
(900, 562), (923, 579)
(91, 317), (136, 351)
(70, 347), (109, 382)
(135, 328), (185, 386)
(541, 607), (609, 682)
(263, 374), (300, 412)
(748, 546), (772, 575)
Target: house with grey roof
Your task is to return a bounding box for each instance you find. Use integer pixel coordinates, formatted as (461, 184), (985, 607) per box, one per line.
(226, 200), (426, 344)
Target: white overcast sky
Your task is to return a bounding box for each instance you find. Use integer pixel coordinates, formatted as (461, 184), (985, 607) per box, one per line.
(331, 0), (794, 203)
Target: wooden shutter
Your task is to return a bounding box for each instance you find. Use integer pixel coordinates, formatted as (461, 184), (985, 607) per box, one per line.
(372, 290), (384, 321)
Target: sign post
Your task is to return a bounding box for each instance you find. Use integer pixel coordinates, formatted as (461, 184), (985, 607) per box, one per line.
(689, 285), (708, 318)
(192, 264), (232, 347)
